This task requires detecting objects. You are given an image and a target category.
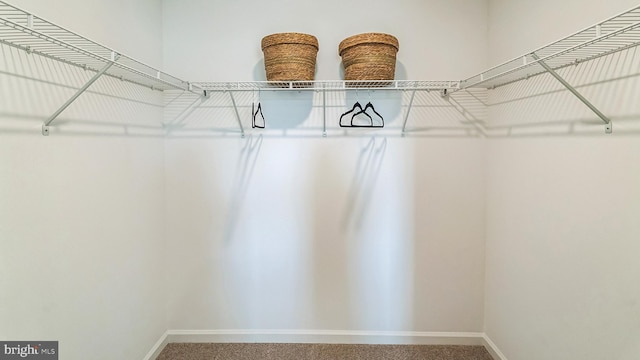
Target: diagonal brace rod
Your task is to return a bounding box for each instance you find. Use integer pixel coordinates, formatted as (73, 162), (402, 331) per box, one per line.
(43, 60), (115, 135)
(531, 53), (612, 133)
(228, 91), (245, 138)
(401, 89), (417, 135)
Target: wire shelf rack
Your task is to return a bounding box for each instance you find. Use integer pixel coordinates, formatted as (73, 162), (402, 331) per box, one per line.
(1, 0), (632, 136)
(0, 1), (190, 92)
(461, 4), (640, 89)
(192, 80), (460, 92)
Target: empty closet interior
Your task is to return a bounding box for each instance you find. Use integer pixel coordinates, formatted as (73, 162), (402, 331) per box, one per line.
(1, 0), (639, 359)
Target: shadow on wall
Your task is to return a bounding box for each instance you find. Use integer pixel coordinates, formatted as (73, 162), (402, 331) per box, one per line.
(223, 134), (263, 243)
(253, 58), (267, 82)
(308, 136), (413, 331)
(164, 90), (249, 136)
(487, 46), (640, 137)
(260, 91), (314, 129)
(0, 43), (164, 137)
(342, 137), (387, 233)
(395, 87), (487, 138)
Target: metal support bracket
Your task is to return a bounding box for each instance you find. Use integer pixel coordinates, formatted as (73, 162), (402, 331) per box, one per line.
(531, 53), (612, 134)
(42, 55), (117, 136)
(322, 85), (327, 137)
(401, 89), (418, 136)
(228, 91), (245, 138)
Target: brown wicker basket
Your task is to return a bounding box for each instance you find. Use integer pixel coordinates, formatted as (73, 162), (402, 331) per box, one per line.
(338, 33), (399, 82)
(261, 33), (319, 82)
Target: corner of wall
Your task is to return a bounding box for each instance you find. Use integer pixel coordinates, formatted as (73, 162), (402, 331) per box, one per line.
(483, 334), (508, 360)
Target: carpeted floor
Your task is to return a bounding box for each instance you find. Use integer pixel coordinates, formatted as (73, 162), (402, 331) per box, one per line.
(156, 343), (494, 360)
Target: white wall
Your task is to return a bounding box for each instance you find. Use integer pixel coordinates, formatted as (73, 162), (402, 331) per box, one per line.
(162, 0), (488, 81)
(485, 1), (640, 359)
(165, 137), (486, 333)
(0, 1), (167, 359)
(11, 1), (639, 358)
(162, 0), (489, 335)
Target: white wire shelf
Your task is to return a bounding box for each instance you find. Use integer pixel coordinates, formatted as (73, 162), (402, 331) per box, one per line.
(461, 4), (640, 89)
(175, 80), (470, 138)
(0, 1), (190, 92)
(1, 0), (632, 136)
(192, 80), (460, 92)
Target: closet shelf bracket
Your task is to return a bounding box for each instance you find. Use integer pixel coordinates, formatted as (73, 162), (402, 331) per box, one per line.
(42, 54), (119, 136)
(227, 91), (245, 138)
(401, 89), (418, 136)
(322, 85), (327, 137)
(530, 53), (612, 134)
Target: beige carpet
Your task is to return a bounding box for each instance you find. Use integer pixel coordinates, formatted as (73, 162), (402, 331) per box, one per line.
(156, 343), (494, 360)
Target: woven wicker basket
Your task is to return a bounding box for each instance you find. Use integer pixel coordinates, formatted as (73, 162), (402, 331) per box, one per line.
(338, 33), (399, 82)
(261, 33), (319, 82)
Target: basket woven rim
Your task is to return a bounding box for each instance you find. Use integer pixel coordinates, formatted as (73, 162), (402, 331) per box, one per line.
(261, 32), (319, 51)
(338, 33), (399, 56)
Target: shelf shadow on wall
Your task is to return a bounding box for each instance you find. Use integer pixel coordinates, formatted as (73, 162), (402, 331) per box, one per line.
(163, 88), (487, 139)
(260, 90), (314, 129)
(223, 134), (263, 243)
(485, 46), (640, 137)
(0, 43), (165, 137)
(401, 88), (488, 138)
(164, 89), (315, 136)
(342, 137), (387, 233)
(164, 90), (245, 136)
(253, 59), (268, 82)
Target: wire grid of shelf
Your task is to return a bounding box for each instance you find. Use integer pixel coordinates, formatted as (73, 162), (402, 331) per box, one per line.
(192, 80), (461, 92)
(162, 85), (488, 138)
(1, 0), (634, 136)
(461, 4), (640, 89)
(0, 1), (190, 92)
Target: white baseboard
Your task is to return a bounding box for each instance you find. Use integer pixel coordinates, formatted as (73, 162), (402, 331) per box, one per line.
(482, 334), (508, 360)
(143, 330), (508, 360)
(142, 331), (168, 360)
(165, 329), (484, 345)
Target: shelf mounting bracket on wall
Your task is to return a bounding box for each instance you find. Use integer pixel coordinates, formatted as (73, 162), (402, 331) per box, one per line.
(531, 53), (612, 134)
(227, 91), (245, 138)
(322, 84), (327, 137)
(42, 53), (119, 136)
(401, 89), (418, 136)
